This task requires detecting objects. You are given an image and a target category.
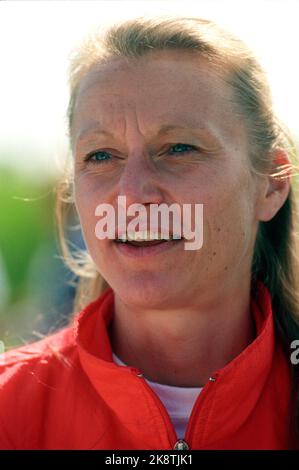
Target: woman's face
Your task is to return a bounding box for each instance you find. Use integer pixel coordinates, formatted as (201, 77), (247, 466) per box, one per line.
(71, 50), (261, 309)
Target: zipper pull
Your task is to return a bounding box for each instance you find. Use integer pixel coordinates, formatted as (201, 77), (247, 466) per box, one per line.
(173, 439), (189, 450)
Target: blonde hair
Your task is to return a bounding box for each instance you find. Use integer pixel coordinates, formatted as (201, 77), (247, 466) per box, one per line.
(56, 16), (299, 441)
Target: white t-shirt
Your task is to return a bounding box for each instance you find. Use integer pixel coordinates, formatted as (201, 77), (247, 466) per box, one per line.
(112, 352), (203, 440)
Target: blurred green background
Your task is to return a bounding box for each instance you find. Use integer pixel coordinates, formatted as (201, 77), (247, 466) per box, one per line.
(0, 163), (77, 350)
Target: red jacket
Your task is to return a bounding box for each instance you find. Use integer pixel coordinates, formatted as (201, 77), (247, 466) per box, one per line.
(0, 281), (296, 449)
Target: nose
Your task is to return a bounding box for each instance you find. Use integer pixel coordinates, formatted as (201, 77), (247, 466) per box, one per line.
(116, 149), (164, 208)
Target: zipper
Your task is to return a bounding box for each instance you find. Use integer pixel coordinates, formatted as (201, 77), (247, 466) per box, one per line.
(184, 372), (219, 445)
(130, 367), (219, 450)
(130, 367), (178, 447)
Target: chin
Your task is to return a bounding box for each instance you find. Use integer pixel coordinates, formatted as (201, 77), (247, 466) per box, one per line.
(110, 274), (180, 309)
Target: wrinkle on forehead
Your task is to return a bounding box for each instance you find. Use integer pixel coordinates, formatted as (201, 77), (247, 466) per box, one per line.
(71, 51), (248, 155)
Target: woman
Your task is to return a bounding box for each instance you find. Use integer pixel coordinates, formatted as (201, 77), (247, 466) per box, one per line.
(0, 16), (299, 450)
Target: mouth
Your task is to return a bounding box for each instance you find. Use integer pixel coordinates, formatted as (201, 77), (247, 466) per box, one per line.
(114, 230), (182, 245)
(114, 237), (182, 247)
(113, 230), (184, 257)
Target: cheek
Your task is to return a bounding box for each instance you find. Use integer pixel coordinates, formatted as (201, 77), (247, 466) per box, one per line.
(207, 186), (256, 263)
(192, 171), (256, 264)
(74, 179), (102, 245)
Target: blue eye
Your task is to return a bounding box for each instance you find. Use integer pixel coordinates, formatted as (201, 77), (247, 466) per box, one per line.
(168, 143), (197, 155)
(84, 150), (112, 164)
(84, 143), (197, 165)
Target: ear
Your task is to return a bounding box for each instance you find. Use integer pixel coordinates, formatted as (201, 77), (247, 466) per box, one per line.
(255, 149), (292, 222)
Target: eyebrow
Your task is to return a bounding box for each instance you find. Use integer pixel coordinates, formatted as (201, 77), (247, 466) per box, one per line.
(76, 123), (212, 142)
(77, 125), (113, 142)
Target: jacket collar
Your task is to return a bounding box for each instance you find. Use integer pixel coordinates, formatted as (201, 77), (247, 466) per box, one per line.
(74, 281), (288, 448)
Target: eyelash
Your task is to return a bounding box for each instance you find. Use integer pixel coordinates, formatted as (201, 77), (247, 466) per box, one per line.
(83, 143), (198, 165)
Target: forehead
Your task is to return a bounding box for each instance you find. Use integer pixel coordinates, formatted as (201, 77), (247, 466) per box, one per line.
(72, 50), (245, 145)
(75, 50), (231, 109)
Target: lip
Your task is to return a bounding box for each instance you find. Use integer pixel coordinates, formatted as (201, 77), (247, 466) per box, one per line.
(112, 238), (184, 258)
(115, 228), (181, 239)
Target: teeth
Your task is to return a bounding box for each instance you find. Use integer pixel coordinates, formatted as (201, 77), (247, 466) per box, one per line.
(117, 230), (178, 242)
(127, 230), (161, 241)
(119, 233), (128, 242)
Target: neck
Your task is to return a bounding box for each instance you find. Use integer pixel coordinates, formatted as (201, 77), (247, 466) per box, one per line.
(109, 280), (256, 387)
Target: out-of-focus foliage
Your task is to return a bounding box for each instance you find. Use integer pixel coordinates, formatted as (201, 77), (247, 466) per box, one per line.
(0, 167), (53, 301)
(0, 164), (77, 350)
